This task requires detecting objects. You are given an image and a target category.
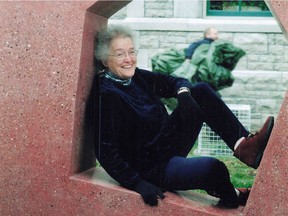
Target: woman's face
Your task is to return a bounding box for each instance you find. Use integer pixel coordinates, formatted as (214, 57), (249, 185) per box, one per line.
(105, 36), (137, 79)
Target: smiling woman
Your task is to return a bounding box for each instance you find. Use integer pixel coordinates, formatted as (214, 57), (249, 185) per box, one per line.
(91, 24), (274, 208)
(95, 26), (137, 79)
(106, 37), (137, 79)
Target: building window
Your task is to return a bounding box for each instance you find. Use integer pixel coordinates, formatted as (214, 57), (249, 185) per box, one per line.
(207, 0), (272, 17)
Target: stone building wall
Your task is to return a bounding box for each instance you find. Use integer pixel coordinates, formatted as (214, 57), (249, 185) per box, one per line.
(109, 0), (288, 131)
(144, 0), (174, 18)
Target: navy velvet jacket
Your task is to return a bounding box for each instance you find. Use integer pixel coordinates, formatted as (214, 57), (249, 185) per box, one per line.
(94, 68), (193, 190)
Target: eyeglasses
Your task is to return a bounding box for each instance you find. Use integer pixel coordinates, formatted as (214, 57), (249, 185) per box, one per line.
(109, 50), (138, 60)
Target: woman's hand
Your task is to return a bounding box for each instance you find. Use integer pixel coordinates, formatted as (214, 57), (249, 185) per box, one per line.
(134, 180), (165, 206)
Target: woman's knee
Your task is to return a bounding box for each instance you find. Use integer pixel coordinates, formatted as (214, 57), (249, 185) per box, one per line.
(203, 158), (230, 183)
(206, 159), (232, 193)
(191, 82), (216, 98)
(192, 82), (211, 91)
(210, 159), (229, 175)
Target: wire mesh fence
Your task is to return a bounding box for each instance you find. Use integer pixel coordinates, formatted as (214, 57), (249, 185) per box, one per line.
(197, 104), (251, 156)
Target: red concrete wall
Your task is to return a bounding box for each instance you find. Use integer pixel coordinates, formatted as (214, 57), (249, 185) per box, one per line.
(242, 1), (288, 215)
(265, 0), (288, 39)
(243, 91), (288, 216)
(0, 1), (115, 215)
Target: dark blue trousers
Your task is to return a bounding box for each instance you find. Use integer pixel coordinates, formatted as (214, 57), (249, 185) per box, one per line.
(162, 82), (249, 201)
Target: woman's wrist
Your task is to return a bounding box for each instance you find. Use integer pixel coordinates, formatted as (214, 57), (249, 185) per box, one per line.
(177, 87), (190, 95)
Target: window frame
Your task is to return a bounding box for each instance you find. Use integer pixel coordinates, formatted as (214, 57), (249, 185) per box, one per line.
(206, 0), (272, 17)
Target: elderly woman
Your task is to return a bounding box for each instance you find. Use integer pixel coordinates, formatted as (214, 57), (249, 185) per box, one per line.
(92, 25), (274, 208)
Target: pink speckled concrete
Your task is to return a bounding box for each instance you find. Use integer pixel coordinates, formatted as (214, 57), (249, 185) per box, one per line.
(242, 3), (288, 216)
(0, 1), (287, 215)
(0, 1), (128, 215)
(265, 0), (288, 39)
(243, 92), (288, 216)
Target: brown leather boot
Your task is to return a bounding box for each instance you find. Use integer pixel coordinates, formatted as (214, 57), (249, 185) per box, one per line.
(233, 116), (274, 169)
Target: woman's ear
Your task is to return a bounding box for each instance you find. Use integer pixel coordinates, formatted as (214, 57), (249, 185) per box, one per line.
(102, 60), (108, 67)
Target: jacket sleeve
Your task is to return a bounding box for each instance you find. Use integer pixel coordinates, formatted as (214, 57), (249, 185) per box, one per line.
(95, 91), (142, 190)
(185, 42), (200, 59)
(136, 68), (193, 98)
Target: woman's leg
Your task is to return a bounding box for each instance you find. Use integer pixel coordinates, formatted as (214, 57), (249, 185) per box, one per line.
(190, 82), (249, 150)
(160, 82), (246, 157)
(165, 96), (204, 157)
(163, 156), (239, 207)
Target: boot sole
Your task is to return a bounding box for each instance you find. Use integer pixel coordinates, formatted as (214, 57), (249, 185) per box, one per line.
(254, 116), (274, 168)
